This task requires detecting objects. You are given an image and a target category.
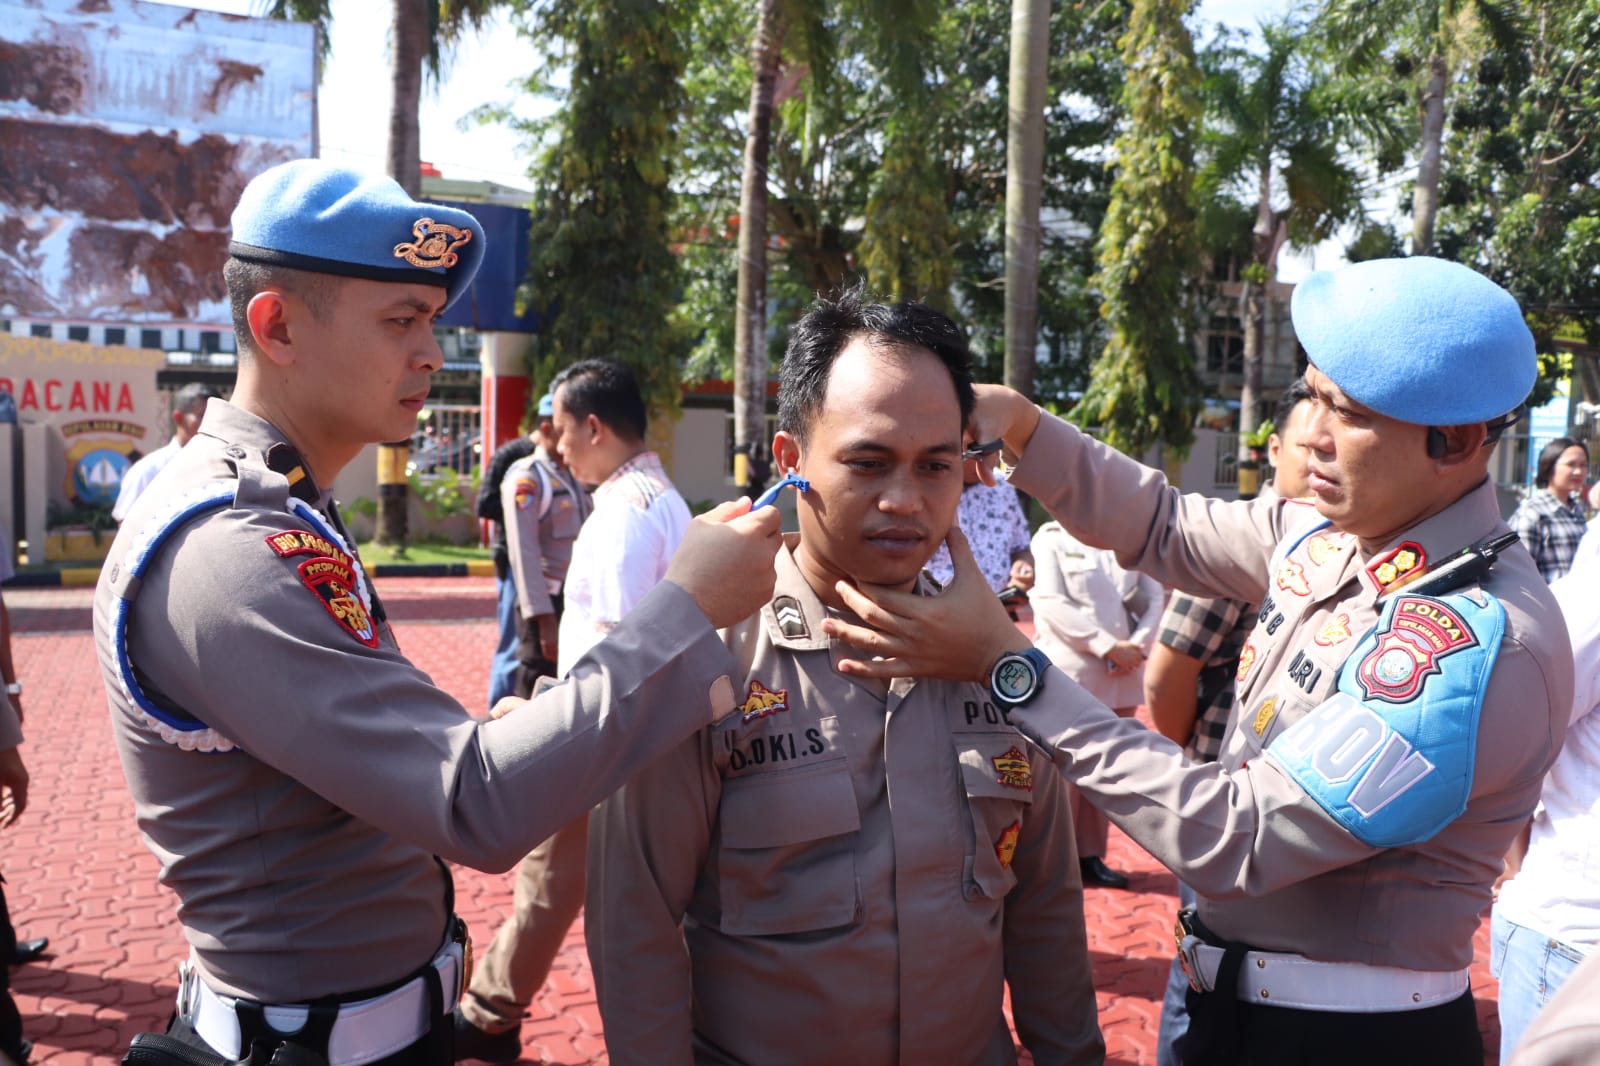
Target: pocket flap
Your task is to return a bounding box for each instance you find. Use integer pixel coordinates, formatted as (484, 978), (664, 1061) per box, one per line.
(720, 763), (860, 849)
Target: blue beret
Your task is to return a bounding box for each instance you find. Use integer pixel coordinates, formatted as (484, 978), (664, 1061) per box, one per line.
(1291, 256), (1536, 425)
(229, 159), (486, 311)
(536, 393), (554, 418)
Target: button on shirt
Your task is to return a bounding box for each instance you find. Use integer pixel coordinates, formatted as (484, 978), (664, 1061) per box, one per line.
(926, 478), (1031, 592)
(557, 450), (690, 676)
(586, 544), (1103, 1066)
(1003, 410), (1572, 972)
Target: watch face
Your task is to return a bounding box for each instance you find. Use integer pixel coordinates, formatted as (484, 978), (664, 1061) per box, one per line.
(994, 657), (1036, 701)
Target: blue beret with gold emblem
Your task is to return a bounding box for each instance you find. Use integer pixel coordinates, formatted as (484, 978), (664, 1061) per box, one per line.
(229, 159), (486, 311)
(536, 393), (554, 418)
(1290, 256), (1536, 426)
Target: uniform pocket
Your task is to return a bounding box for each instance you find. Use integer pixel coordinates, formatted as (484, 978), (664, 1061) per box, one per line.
(714, 761), (861, 936)
(954, 735), (1035, 900)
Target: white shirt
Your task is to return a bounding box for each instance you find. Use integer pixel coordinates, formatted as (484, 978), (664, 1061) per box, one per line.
(112, 438), (182, 521)
(1496, 546), (1600, 951)
(557, 451), (690, 677)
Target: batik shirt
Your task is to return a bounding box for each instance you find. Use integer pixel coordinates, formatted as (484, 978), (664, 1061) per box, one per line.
(926, 478), (1032, 592)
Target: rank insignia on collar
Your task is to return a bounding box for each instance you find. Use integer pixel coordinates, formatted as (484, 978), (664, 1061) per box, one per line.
(393, 218), (473, 269)
(773, 595), (809, 640)
(1367, 541), (1426, 593)
(1253, 697), (1278, 736)
(1355, 596), (1476, 704)
(995, 820), (1021, 869)
(992, 745), (1033, 791)
(1235, 641), (1258, 685)
(1305, 532), (1342, 566)
(1276, 559), (1311, 597)
(739, 679), (789, 723)
(1315, 613), (1352, 647)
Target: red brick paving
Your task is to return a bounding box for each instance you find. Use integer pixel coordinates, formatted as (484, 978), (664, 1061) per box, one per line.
(5, 579), (1504, 1064)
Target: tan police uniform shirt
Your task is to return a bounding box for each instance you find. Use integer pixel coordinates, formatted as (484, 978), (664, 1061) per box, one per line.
(499, 448), (590, 620)
(1004, 411), (1572, 972)
(586, 543), (1103, 1066)
(93, 401), (739, 1003)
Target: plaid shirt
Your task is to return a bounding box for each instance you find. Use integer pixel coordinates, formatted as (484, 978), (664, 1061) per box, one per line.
(1154, 591), (1254, 763)
(1510, 488), (1588, 583)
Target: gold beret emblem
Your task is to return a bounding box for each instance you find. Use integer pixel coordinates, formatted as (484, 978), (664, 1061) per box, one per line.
(394, 218), (473, 269)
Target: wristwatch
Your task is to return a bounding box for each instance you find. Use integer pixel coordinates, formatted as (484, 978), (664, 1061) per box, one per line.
(989, 648), (1050, 707)
(3, 681), (19, 696)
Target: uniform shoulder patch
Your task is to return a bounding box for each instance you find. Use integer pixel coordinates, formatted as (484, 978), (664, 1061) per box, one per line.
(1264, 591), (1505, 848)
(264, 526), (378, 648)
(511, 476), (542, 511)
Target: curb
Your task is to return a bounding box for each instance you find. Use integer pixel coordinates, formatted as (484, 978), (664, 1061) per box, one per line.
(4, 559), (498, 588)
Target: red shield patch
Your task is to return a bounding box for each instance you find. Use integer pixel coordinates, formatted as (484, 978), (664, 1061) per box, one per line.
(1355, 597), (1475, 704)
(265, 528), (377, 648)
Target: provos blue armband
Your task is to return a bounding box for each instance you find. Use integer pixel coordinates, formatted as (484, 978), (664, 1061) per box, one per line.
(1264, 592), (1505, 848)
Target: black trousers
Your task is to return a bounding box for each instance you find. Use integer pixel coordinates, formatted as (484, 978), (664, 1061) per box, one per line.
(1177, 986), (1484, 1066)
(512, 592), (563, 700)
(0, 878), (22, 1061)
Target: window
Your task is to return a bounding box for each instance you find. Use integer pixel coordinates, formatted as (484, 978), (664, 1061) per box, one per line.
(141, 329), (163, 350)
(105, 327), (126, 346)
(67, 325), (89, 342)
(29, 324), (51, 338)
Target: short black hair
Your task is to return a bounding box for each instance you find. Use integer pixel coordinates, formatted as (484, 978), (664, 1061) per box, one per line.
(223, 258), (339, 356)
(1535, 436), (1587, 488)
(551, 359), (648, 442)
(1272, 378), (1314, 435)
(778, 285), (976, 441)
(173, 383), (219, 415)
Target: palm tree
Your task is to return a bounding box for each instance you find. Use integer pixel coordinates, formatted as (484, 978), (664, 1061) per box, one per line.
(1199, 18), (1380, 465)
(1319, 0), (1525, 255)
(1004, 0), (1050, 399)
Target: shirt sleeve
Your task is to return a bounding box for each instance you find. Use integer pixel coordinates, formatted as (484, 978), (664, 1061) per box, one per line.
(1127, 570), (1166, 648)
(1003, 742), (1105, 1065)
(586, 729), (720, 1066)
(1158, 593), (1246, 663)
(582, 505), (673, 625)
(502, 468), (554, 619)
(124, 505), (737, 873)
(1010, 411), (1283, 606)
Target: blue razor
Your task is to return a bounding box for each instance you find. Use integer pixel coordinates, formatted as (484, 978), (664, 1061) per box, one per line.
(753, 472), (810, 509)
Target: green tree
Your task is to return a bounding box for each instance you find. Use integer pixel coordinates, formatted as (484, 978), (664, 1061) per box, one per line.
(1319, 0), (1526, 255)
(1436, 0), (1600, 408)
(1072, 0), (1204, 457)
(1198, 18), (1386, 459)
(515, 0), (689, 418)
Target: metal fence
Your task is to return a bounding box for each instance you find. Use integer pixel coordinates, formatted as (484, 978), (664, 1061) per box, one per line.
(408, 403), (483, 478)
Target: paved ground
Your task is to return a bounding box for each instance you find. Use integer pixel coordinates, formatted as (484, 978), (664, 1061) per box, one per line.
(4, 577), (1505, 1064)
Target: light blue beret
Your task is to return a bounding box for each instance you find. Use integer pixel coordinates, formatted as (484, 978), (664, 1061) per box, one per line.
(536, 393), (554, 418)
(229, 159), (486, 311)
(1291, 256), (1536, 425)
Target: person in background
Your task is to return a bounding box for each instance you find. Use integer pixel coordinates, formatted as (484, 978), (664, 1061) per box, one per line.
(1505, 949), (1600, 1066)
(110, 384), (219, 522)
(1508, 436), (1588, 582)
(0, 688), (28, 1066)
(1489, 536), (1600, 1059)
(1142, 378), (1314, 1064)
(926, 458), (1035, 596)
(586, 289), (1103, 1066)
(476, 415), (538, 709)
(454, 358), (691, 1062)
(498, 395), (589, 694)
(1029, 515), (1163, 889)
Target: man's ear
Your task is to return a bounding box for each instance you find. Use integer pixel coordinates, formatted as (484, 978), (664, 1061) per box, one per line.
(1431, 422), (1489, 468)
(772, 430), (802, 475)
(245, 291), (295, 367)
(1266, 432), (1283, 469)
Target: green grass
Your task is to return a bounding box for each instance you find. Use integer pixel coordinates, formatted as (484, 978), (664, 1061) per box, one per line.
(356, 539), (493, 566)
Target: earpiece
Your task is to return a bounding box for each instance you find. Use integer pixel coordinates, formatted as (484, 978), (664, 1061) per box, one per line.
(1426, 427), (1447, 459)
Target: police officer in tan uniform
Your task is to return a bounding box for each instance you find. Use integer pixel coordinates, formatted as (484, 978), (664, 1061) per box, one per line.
(825, 257), (1573, 1065)
(586, 292), (1103, 1066)
(92, 159), (781, 1065)
(499, 393), (589, 692)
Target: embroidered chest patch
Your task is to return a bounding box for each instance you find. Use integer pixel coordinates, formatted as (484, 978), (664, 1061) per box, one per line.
(1304, 532), (1343, 566)
(992, 745), (1033, 791)
(1354, 597), (1476, 704)
(739, 679), (789, 723)
(1275, 559), (1311, 597)
(265, 529), (378, 648)
(1315, 613), (1353, 647)
(1235, 641), (1258, 685)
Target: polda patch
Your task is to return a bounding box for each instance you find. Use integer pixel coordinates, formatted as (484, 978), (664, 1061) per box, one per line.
(1355, 596), (1475, 704)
